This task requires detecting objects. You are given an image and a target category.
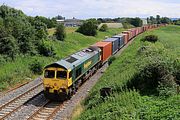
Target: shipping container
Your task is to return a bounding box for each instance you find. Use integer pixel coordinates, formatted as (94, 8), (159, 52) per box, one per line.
(128, 30), (133, 39)
(122, 33), (128, 44)
(103, 38), (119, 54)
(129, 29), (136, 38)
(135, 28), (139, 36)
(122, 31), (131, 41)
(92, 42), (112, 64)
(140, 27), (144, 33)
(112, 34), (125, 49)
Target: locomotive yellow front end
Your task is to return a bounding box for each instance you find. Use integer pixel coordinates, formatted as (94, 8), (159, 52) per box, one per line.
(43, 65), (72, 101)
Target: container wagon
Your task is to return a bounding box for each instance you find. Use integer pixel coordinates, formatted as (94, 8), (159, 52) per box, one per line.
(112, 34), (125, 49)
(103, 38), (119, 55)
(92, 41), (112, 65)
(122, 31), (131, 41)
(122, 33), (128, 45)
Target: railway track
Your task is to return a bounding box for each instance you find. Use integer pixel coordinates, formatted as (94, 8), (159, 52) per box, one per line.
(0, 81), (31, 98)
(27, 100), (63, 120)
(0, 82), (43, 120)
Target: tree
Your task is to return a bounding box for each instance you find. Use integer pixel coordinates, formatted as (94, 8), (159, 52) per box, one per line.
(174, 20), (180, 25)
(0, 5), (57, 59)
(0, 26), (17, 59)
(76, 20), (98, 36)
(149, 16), (157, 24)
(33, 20), (48, 40)
(0, 17), (3, 26)
(161, 17), (171, 24)
(55, 15), (65, 20)
(34, 16), (57, 28)
(55, 24), (66, 41)
(130, 17), (143, 27)
(99, 24), (108, 32)
(156, 15), (161, 24)
(18, 28), (36, 54)
(38, 41), (56, 57)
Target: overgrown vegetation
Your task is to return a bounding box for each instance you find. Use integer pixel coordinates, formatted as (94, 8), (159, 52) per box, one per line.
(147, 15), (171, 24)
(76, 19), (98, 36)
(75, 25), (180, 120)
(99, 24), (108, 32)
(141, 35), (158, 43)
(29, 59), (43, 75)
(122, 22), (134, 29)
(108, 56), (116, 65)
(173, 19), (180, 26)
(0, 5), (55, 60)
(125, 17), (143, 27)
(54, 24), (66, 41)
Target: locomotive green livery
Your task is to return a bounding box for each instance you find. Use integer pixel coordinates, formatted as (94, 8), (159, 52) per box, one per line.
(43, 46), (101, 100)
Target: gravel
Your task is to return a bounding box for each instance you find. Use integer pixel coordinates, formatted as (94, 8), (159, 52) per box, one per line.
(5, 93), (48, 120)
(0, 77), (42, 108)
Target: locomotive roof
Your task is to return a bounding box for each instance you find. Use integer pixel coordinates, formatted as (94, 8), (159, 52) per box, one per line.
(45, 46), (100, 70)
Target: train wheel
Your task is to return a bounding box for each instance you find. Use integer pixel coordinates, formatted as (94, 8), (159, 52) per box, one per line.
(67, 87), (73, 99)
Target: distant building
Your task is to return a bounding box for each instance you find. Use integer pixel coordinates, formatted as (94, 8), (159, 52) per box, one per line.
(56, 17), (83, 27)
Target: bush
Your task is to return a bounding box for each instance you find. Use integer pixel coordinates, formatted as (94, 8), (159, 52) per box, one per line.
(29, 60), (43, 74)
(54, 24), (66, 41)
(122, 22), (134, 29)
(108, 56), (116, 65)
(131, 17), (143, 27)
(142, 35), (158, 43)
(0, 55), (6, 66)
(99, 24), (108, 32)
(127, 62), (177, 96)
(173, 59), (180, 85)
(38, 41), (56, 57)
(76, 20), (97, 36)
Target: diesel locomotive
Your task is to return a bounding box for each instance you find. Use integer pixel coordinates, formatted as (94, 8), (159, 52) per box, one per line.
(43, 46), (101, 100)
(43, 24), (166, 101)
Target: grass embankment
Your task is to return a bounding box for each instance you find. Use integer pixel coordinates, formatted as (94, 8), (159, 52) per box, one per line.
(0, 27), (124, 91)
(75, 25), (180, 120)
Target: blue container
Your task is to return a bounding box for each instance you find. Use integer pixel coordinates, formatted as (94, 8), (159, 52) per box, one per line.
(103, 38), (119, 54)
(112, 34), (125, 49)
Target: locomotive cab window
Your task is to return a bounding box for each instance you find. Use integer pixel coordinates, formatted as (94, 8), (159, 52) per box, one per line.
(44, 70), (55, 78)
(57, 71), (67, 79)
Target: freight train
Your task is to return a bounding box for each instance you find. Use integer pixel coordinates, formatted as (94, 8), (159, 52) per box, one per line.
(43, 24), (166, 101)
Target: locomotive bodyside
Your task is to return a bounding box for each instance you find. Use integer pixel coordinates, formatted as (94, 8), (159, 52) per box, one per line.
(43, 47), (101, 100)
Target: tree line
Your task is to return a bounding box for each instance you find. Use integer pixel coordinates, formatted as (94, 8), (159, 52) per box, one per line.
(147, 15), (171, 24)
(0, 5), (58, 61)
(0, 5), (175, 60)
(173, 19), (180, 26)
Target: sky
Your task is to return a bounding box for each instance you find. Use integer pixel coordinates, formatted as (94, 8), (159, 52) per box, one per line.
(0, 0), (180, 19)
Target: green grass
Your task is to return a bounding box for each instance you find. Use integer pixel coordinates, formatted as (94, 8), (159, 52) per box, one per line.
(47, 27), (77, 36)
(0, 27), (124, 91)
(75, 25), (180, 120)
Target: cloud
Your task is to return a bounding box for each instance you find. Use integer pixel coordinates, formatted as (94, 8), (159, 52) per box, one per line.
(0, 0), (180, 18)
